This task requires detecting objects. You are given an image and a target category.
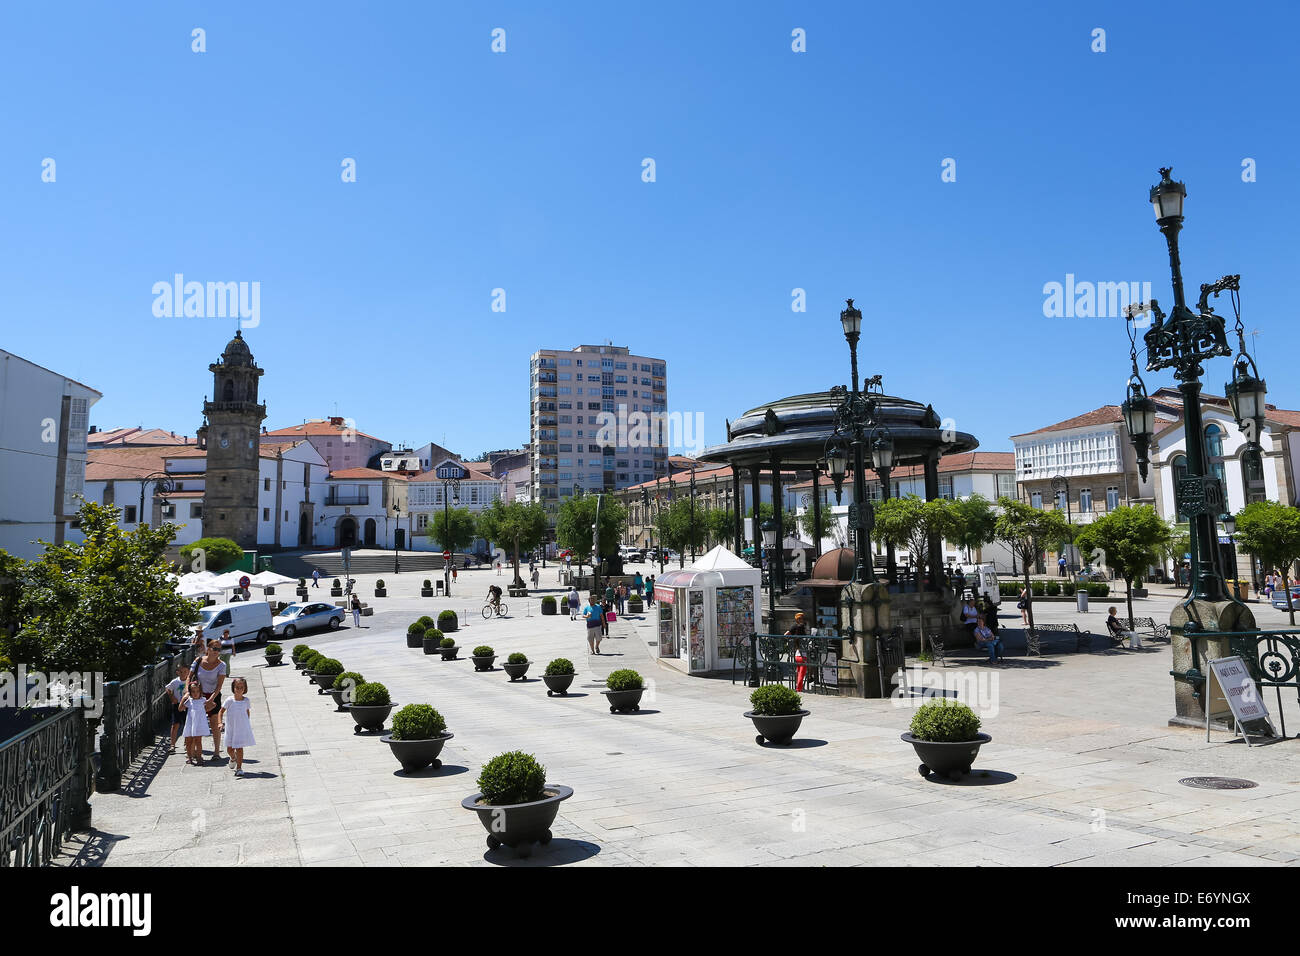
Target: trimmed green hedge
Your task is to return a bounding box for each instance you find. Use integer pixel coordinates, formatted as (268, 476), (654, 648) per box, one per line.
(909, 699), (981, 742)
(606, 669), (643, 692)
(477, 751), (546, 805)
(353, 682), (390, 706)
(750, 684), (802, 716)
(391, 704), (445, 740)
(545, 658), (575, 676)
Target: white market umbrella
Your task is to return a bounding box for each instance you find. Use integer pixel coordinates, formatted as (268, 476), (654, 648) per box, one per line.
(248, 570), (297, 588)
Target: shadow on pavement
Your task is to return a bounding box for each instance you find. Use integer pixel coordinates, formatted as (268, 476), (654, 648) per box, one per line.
(922, 769), (1018, 786)
(483, 838), (602, 867)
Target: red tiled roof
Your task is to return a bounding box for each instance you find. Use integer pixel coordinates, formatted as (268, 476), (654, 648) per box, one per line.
(85, 447), (175, 481)
(88, 427), (195, 447)
(165, 440), (308, 461)
(1012, 406), (1124, 438)
(408, 463), (495, 483)
(328, 467), (411, 480)
(263, 419), (387, 443)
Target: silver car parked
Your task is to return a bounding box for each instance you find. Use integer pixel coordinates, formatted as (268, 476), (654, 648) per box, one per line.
(273, 602), (345, 638)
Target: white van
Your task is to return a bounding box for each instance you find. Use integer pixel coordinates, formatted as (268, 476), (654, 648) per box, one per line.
(195, 601), (273, 647)
(969, 564), (1001, 607)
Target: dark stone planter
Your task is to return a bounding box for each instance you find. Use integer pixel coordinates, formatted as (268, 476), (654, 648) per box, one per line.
(602, 688), (644, 713)
(330, 587), (343, 597)
(627, 602), (643, 615)
(302, 670), (317, 681)
(439, 645), (459, 661)
(471, 655), (496, 672)
(296, 589), (309, 599)
(264, 653), (283, 667)
(348, 702), (397, 734)
(406, 633), (423, 649)
(560, 601), (570, 614)
(421, 588), (434, 597)
(502, 661), (530, 681)
(423, 637), (442, 655)
(382, 732), (453, 774)
(901, 732), (992, 781)
(746, 709), (809, 746)
(439, 618), (458, 633)
(313, 673), (341, 692)
(264, 587), (276, 596)
(326, 687), (350, 711)
(461, 785), (574, 856)
(541, 604), (556, 616)
(374, 589), (387, 598)
(543, 673), (575, 696)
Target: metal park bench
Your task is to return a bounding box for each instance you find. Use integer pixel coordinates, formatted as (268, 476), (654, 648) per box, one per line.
(1120, 616), (1169, 643)
(1026, 622), (1089, 656)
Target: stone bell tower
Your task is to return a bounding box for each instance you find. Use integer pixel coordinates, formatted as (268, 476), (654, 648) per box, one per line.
(197, 330), (267, 548)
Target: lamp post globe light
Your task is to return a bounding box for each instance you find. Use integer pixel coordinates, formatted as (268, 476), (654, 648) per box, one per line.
(825, 298), (896, 586)
(1120, 168), (1269, 717)
(392, 503), (401, 575)
(138, 472), (176, 530)
(761, 517), (779, 623)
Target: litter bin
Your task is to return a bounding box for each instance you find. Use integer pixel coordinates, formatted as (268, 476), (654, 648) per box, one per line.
(1076, 588), (1088, 612)
(436, 580), (445, 595)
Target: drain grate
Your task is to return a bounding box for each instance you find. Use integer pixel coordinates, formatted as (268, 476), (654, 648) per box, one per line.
(1178, 776), (1258, 790)
(278, 750), (310, 757)
(606, 752), (624, 756)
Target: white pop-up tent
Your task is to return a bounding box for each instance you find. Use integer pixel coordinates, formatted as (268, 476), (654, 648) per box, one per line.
(652, 545), (760, 674)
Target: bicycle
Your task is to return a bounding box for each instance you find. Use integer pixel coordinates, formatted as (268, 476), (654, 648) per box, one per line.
(482, 601), (509, 619)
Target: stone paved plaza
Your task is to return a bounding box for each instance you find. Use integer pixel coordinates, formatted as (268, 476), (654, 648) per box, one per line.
(55, 565), (1300, 867)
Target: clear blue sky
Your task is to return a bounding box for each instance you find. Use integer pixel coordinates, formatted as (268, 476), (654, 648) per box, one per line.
(3, 1), (1296, 458)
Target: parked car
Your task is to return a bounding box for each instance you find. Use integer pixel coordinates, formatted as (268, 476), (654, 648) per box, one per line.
(194, 601), (274, 647)
(1271, 586), (1300, 610)
(273, 602), (345, 638)
(624, 549), (645, 563)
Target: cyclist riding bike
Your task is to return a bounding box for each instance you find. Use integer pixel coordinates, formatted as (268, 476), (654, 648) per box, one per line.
(487, 584), (503, 609)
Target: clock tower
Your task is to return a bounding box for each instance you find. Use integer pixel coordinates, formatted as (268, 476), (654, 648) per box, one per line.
(198, 330), (267, 548)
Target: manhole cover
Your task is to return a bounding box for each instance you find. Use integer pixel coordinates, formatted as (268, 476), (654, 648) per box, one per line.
(1178, 776), (1258, 790)
(278, 750), (310, 757)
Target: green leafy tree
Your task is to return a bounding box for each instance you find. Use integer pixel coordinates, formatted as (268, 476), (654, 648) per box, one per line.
(428, 506), (477, 555)
(556, 494), (628, 576)
(871, 496), (956, 582)
(948, 495), (998, 565)
(703, 507), (734, 549)
(1234, 502), (1300, 625)
(1162, 523), (1192, 582)
(798, 498), (834, 547)
(0, 501), (201, 681)
(654, 499), (707, 567)
(1074, 506), (1173, 623)
(994, 497), (1074, 633)
(747, 502), (795, 543)
(179, 536), (242, 573)
(476, 500), (548, 588)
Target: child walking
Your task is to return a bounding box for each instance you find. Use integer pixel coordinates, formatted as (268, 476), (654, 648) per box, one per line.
(220, 677), (257, 777)
(166, 662), (192, 754)
(179, 680), (212, 766)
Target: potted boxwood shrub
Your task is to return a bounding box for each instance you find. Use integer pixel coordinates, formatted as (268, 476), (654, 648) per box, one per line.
(438, 609), (458, 634)
(745, 684), (808, 746)
(461, 750), (572, 857)
(439, 636), (459, 660)
(471, 645), (496, 671)
(297, 577), (309, 598)
(312, 657), (344, 692)
(264, 642), (284, 666)
(901, 699), (990, 781)
(326, 671), (365, 711)
(291, 644), (312, 669)
(422, 628), (444, 655)
(602, 669), (645, 713)
(330, 578), (343, 597)
(417, 615), (436, 630)
(421, 578), (434, 598)
(502, 652), (529, 681)
(382, 704), (453, 774)
(627, 594), (644, 614)
(301, 649), (324, 676)
(540, 596), (557, 616)
(543, 658), (576, 697)
(406, 622), (424, 649)
(560, 595), (570, 614)
(348, 682), (395, 734)
(375, 578), (387, 598)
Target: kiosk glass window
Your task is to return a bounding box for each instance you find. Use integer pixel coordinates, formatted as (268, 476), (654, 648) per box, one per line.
(689, 591), (706, 670)
(657, 594), (677, 658)
(715, 586), (754, 660)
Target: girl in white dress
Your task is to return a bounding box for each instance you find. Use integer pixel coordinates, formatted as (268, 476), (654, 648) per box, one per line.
(220, 677), (256, 777)
(180, 681), (211, 766)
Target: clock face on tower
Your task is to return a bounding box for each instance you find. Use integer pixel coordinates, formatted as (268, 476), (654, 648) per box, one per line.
(220, 437), (229, 448)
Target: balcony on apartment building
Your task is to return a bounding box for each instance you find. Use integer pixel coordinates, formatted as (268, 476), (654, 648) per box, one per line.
(326, 491), (369, 506)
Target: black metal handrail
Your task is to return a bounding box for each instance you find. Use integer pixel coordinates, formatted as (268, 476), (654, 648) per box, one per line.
(0, 706), (91, 867)
(97, 651), (186, 792)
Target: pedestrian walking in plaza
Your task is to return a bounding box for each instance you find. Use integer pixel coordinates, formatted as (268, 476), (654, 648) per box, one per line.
(194, 640), (227, 763)
(312, 568), (321, 588)
(531, 567), (540, 590)
(633, 571), (644, 598)
(1057, 555), (1067, 577)
(600, 597), (612, 638)
(605, 583), (615, 607)
(1017, 586), (1030, 625)
(350, 593), (363, 628)
(584, 596), (604, 654)
(646, 575), (655, 607)
(166, 662), (191, 754)
(452, 567), (458, 584)
(568, 586), (581, 620)
(616, 583), (627, 615)
(496, 561), (502, 576)
(179, 681), (213, 766)
(220, 677), (257, 777)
